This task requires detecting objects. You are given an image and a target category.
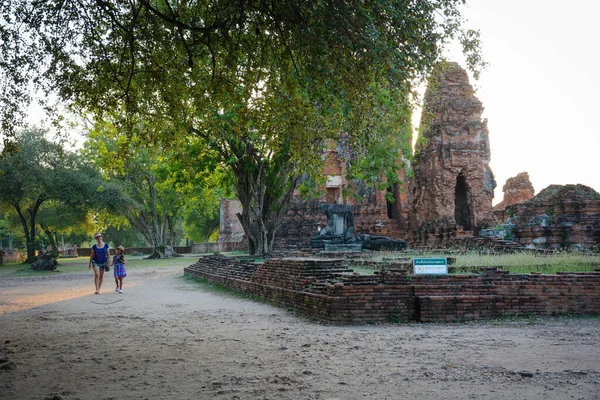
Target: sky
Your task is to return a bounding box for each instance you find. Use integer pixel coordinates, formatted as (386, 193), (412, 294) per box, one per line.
(26, 0), (600, 204)
(447, 0), (600, 204)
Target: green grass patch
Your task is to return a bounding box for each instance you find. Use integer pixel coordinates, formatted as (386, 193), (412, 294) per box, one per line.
(454, 252), (600, 274)
(0, 254), (205, 278)
(0, 264), (42, 277)
(342, 251), (600, 275)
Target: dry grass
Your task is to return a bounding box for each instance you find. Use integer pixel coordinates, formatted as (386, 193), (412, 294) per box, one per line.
(453, 252), (600, 274)
(351, 250), (600, 275)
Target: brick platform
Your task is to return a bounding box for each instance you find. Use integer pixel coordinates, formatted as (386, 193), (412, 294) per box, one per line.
(184, 255), (600, 324)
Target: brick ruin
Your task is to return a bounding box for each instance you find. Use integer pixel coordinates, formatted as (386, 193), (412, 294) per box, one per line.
(493, 172), (535, 222)
(185, 255), (600, 324)
(205, 63), (600, 325)
(219, 138), (410, 251)
(218, 200), (247, 252)
(409, 62), (496, 245)
(218, 63), (599, 252)
(510, 184), (600, 250)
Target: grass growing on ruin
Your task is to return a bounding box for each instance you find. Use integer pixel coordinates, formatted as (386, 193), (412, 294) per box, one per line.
(454, 252), (600, 274)
(351, 251), (600, 275)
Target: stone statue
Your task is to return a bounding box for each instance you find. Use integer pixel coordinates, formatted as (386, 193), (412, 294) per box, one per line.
(356, 233), (406, 251)
(310, 203), (356, 248)
(310, 203), (406, 251)
(320, 203), (355, 241)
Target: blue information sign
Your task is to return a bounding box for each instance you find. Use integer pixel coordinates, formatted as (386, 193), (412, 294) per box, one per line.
(413, 258), (448, 275)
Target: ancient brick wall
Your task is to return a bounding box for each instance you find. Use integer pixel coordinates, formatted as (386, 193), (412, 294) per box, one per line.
(411, 271), (600, 322)
(184, 256), (600, 324)
(410, 62), (496, 238)
(274, 202), (326, 250)
(274, 198), (407, 251)
(493, 172), (535, 223)
(0, 250), (22, 263)
(511, 185), (600, 249)
(349, 190), (398, 237)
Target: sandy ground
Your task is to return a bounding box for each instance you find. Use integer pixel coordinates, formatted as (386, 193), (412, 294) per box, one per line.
(0, 261), (599, 400)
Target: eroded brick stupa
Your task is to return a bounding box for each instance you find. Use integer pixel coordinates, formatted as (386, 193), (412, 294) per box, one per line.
(493, 172), (535, 222)
(409, 62), (496, 242)
(511, 184), (600, 249)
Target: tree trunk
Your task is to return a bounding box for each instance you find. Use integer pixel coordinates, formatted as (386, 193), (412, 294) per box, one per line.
(166, 215), (177, 247)
(203, 220), (218, 243)
(146, 244), (181, 259)
(125, 180), (182, 259)
(14, 199), (43, 263)
(31, 249), (57, 271)
(141, 178), (181, 259)
(14, 202), (33, 261)
(232, 156), (298, 256)
(129, 214), (181, 259)
(28, 201), (41, 260)
(142, 213), (181, 259)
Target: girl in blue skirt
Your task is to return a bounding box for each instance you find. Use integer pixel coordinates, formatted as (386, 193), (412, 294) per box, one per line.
(112, 246), (127, 293)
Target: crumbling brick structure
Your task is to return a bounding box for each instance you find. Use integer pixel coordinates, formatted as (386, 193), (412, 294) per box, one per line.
(493, 172), (535, 223)
(409, 62), (496, 245)
(216, 199), (247, 252)
(511, 184), (600, 250)
(305, 140), (410, 239)
(222, 137), (411, 250)
(185, 255), (600, 324)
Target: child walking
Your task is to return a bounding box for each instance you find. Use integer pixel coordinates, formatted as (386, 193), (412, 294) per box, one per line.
(112, 246), (127, 293)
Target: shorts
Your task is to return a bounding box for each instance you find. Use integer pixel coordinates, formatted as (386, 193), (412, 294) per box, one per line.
(92, 261), (109, 272)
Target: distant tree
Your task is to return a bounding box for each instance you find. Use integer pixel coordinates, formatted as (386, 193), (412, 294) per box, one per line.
(102, 225), (147, 249)
(36, 201), (94, 255)
(1, 1), (485, 255)
(0, 214), (24, 251)
(181, 175), (231, 243)
(62, 230), (95, 249)
(161, 140), (234, 244)
(181, 193), (221, 244)
(0, 128), (126, 262)
(85, 122), (186, 258)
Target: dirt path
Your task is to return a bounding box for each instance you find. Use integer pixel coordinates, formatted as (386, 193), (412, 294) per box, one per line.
(1, 264), (599, 400)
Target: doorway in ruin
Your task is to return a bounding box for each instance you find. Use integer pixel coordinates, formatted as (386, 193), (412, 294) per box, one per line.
(386, 186), (395, 219)
(325, 175), (343, 204)
(454, 173), (472, 230)
(326, 187), (341, 204)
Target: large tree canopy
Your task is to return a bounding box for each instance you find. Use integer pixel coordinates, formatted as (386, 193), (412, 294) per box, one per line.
(1, 0), (483, 255)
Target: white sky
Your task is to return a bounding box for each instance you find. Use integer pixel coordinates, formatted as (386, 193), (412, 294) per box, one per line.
(449, 0), (600, 204)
